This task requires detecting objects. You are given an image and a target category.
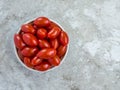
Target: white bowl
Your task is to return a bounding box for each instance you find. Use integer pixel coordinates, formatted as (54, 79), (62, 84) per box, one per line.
(14, 18), (69, 73)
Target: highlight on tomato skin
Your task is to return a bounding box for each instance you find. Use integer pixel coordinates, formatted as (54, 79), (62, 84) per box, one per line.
(14, 16), (69, 72)
(36, 48), (56, 59)
(23, 57), (33, 68)
(48, 26), (61, 39)
(59, 31), (69, 46)
(14, 34), (26, 50)
(31, 56), (43, 66)
(48, 55), (60, 66)
(34, 61), (51, 71)
(38, 39), (50, 48)
(21, 47), (38, 57)
(21, 24), (36, 34)
(22, 33), (38, 47)
(50, 39), (59, 49)
(37, 28), (47, 39)
(46, 22), (59, 30)
(17, 50), (24, 60)
(34, 17), (51, 27)
(57, 45), (67, 57)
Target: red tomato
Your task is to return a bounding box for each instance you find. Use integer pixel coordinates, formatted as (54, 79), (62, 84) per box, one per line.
(31, 56), (42, 65)
(59, 31), (69, 46)
(34, 61), (51, 71)
(21, 47), (38, 57)
(38, 39), (50, 48)
(20, 31), (25, 36)
(21, 24), (36, 34)
(48, 27), (61, 39)
(23, 57), (33, 68)
(37, 48), (56, 59)
(34, 17), (50, 27)
(14, 34), (25, 49)
(37, 28), (47, 39)
(33, 25), (38, 30)
(57, 45), (67, 57)
(22, 33), (38, 47)
(17, 50), (24, 60)
(47, 22), (58, 30)
(48, 55), (60, 66)
(50, 39), (59, 49)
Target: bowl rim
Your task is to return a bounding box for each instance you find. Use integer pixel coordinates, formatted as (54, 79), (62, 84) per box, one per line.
(13, 18), (69, 73)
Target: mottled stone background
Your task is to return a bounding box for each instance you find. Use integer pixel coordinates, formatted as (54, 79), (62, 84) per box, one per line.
(0, 0), (120, 90)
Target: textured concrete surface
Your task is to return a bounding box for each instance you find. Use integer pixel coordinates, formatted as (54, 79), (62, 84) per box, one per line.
(0, 0), (120, 90)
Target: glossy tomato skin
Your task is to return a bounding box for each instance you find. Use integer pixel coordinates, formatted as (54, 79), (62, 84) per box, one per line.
(48, 55), (60, 66)
(34, 61), (51, 71)
(48, 27), (61, 39)
(57, 45), (67, 57)
(31, 56), (42, 65)
(23, 57), (33, 68)
(14, 34), (25, 49)
(21, 24), (36, 34)
(33, 25), (38, 30)
(59, 31), (69, 46)
(22, 33), (38, 47)
(34, 17), (50, 27)
(17, 50), (24, 60)
(21, 47), (38, 57)
(47, 22), (58, 30)
(38, 39), (50, 48)
(37, 28), (47, 39)
(50, 39), (59, 49)
(37, 48), (56, 59)
(20, 31), (25, 38)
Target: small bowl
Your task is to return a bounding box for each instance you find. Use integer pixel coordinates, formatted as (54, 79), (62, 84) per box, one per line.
(14, 17), (69, 72)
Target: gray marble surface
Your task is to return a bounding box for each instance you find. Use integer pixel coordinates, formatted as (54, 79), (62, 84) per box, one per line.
(0, 0), (120, 90)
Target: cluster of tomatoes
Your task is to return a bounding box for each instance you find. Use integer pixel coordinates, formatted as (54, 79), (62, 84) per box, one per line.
(14, 17), (69, 71)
